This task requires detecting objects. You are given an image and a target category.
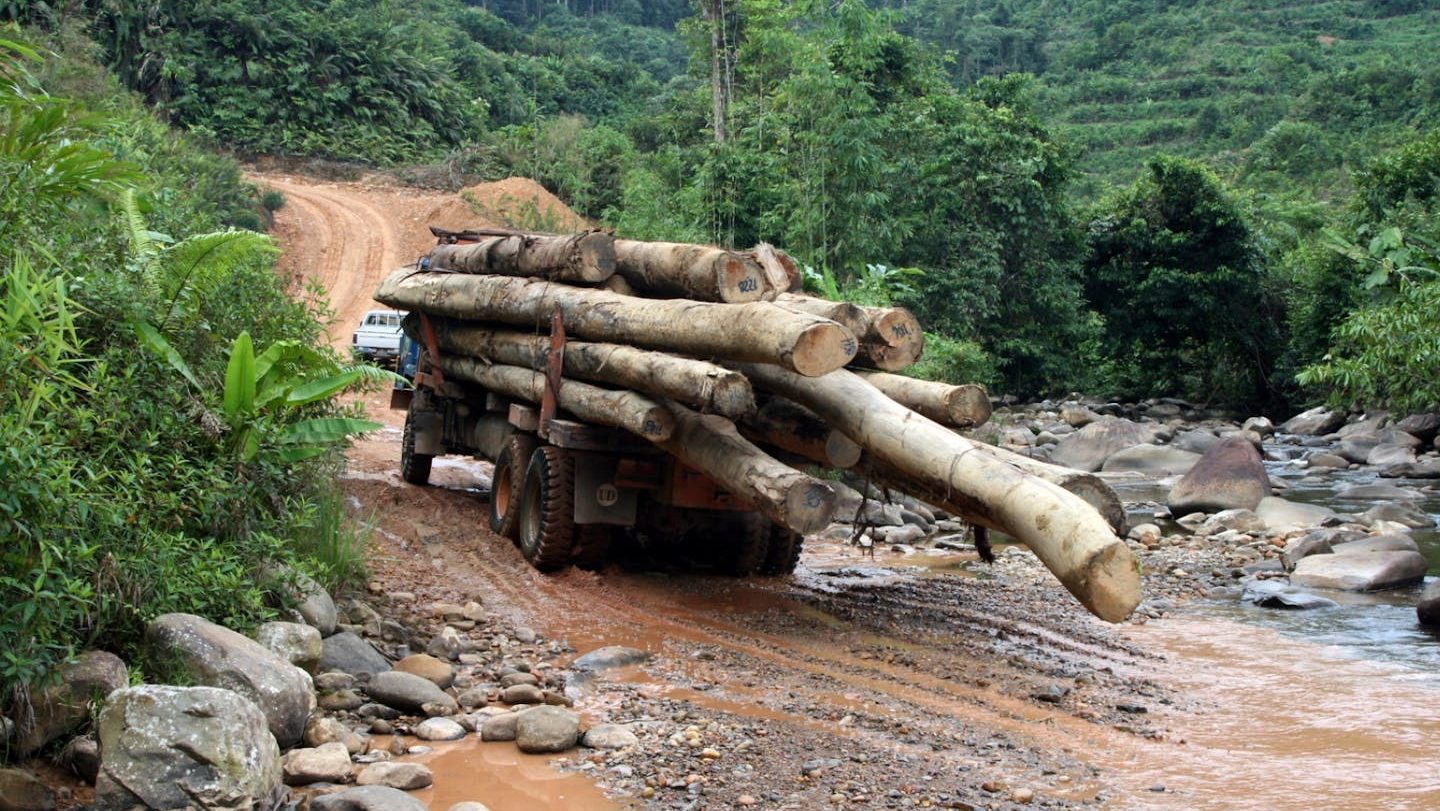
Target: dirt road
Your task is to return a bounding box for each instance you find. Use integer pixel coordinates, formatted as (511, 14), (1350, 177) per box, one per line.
(257, 171), (1440, 811)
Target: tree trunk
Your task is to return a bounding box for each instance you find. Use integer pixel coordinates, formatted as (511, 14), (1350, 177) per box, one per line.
(963, 443), (1125, 534)
(439, 356), (675, 441)
(427, 231), (615, 283)
(654, 404), (836, 534)
(854, 371), (991, 428)
(613, 239), (768, 303)
(771, 294), (869, 336)
(735, 364), (1140, 622)
(427, 319), (756, 419)
(852, 340), (924, 372)
(739, 397), (861, 469)
(375, 268), (857, 376)
(859, 306), (923, 350)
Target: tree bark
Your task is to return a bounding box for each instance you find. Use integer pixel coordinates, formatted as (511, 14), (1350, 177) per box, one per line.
(427, 231), (615, 283)
(735, 364), (1140, 622)
(771, 294), (869, 336)
(855, 371), (991, 428)
(655, 404), (836, 534)
(963, 443), (1125, 534)
(739, 397), (861, 469)
(427, 320), (756, 419)
(375, 268), (858, 376)
(613, 239), (768, 303)
(438, 356), (675, 441)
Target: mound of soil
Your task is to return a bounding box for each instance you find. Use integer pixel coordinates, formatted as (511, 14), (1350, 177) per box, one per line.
(425, 177), (588, 235)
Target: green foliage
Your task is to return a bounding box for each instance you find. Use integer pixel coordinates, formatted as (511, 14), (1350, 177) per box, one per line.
(904, 332), (999, 388)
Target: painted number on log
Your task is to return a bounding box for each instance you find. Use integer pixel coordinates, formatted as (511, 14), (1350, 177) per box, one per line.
(891, 324), (911, 337)
(841, 338), (857, 354)
(596, 483), (619, 507)
(737, 278), (759, 293)
(643, 419), (660, 435)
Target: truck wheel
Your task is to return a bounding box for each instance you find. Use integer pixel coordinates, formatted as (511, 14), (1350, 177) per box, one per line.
(400, 406), (433, 486)
(572, 525), (613, 571)
(517, 446), (575, 572)
(723, 513), (770, 576)
(490, 434), (537, 541)
(760, 525), (804, 575)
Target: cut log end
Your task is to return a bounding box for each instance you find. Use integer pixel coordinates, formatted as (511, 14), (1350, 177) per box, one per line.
(789, 323), (859, 377)
(634, 405), (677, 440)
(823, 432), (862, 469)
(710, 374), (759, 419)
(577, 232), (617, 282)
(718, 256), (767, 303)
(853, 340), (923, 372)
(870, 308), (923, 347)
(949, 385), (992, 428)
(784, 482), (838, 534)
(1058, 540), (1143, 623)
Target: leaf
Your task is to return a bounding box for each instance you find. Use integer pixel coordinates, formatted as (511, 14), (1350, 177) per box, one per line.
(279, 418), (383, 445)
(224, 332), (256, 420)
(131, 318), (200, 390)
(285, 370), (363, 406)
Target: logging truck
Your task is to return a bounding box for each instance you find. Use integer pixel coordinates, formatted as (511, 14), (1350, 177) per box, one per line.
(390, 312), (805, 576)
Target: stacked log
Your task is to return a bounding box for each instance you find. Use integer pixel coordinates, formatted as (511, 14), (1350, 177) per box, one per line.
(376, 229), (1140, 622)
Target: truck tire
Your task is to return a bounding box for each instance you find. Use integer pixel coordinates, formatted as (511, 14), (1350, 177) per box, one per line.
(517, 446), (576, 572)
(400, 406), (433, 486)
(760, 525), (804, 575)
(572, 525), (614, 571)
(726, 513), (771, 576)
(488, 439), (524, 540)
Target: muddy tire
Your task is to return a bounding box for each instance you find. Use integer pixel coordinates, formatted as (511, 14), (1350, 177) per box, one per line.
(517, 446), (575, 572)
(572, 524), (614, 571)
(400, 406), (433, 486)
(723, 513), (771, 576)
(760, 525), (803, 575)
(488, 439), (522, 540)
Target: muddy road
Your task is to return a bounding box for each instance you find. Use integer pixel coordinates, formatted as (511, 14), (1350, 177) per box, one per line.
(257, 171), (1440, 810)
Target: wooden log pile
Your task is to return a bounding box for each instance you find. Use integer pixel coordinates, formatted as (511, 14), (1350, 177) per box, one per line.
(376, 228), (1140, 622)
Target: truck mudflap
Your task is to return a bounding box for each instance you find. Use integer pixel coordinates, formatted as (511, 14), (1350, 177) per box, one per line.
(412, 410), (445, 457)
(572, 453), (638, 526)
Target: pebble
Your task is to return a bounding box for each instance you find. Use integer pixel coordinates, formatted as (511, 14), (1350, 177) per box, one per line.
(1012, 787), (1035, 803)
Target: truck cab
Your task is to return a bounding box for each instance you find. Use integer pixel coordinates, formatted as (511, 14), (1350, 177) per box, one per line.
(352, 309), (404, 366)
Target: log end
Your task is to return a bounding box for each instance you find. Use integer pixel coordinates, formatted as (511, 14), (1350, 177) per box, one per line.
(824, 431), (862, 469)
(577, 231), (618, 283)
(710, 373), (759, 420)
(636, 405), (677, 442)
(945, 384), (993, 428)
(717, 256), (767, 303)
(782, 480), (838, 535)
(872, 307), (923, 347)
(852, 340), (923, 372)
(1060, 540), (1142, 623)
(789, 323), (860, 377)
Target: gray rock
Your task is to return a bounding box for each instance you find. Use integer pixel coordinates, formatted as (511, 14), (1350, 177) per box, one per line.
(282, 742), (353, 786)
(1282, 528), (1366, 570)
(1198, 509), (1266, 536)
(393, 654), (454, 689)
(1395, 413), (1440, 443)
(64, 736), (101, 784)
(1367, 443), (1417, 468)
(1255, 497), (1335, 531)
(582, 724), (639, 750)
(356, 762), (433, 791)
(255, 621), (324, 674)
(95, 685), (283, 811)
(1290, 551), (1429, 592)
(320, 690), (365, 712)
(13, 650), (128, 756)
(1279, 406), (1347, 436)
(572, 646), (649, 672)
(1333, 534), (1420, 555)
(315, 672), (356, 692)
(1242, 416), (1274, 436)
(320, 632), (392, 677)
(310, 786), (429, 811)
(0, 768), (53, 811)
(1306, 453), (1350, 470)
(365, 671), (457, 715)
(1101, 444), (1200, 476)
(885, 524), (926, 546)
(501, 683), (544, 705)
(413, 718), (466, 741)
(1379, 459), (1440, 479)
(1167, 437), (1270, 513)
(357, 703), (400, 720)
(1337, 411), (1390, 437)
(1360, 502), (1435, 529)
(1171, 429), (1220, 454)
(1417, 580), (1440, 626)
(1241, 581), (1338, 610)
(1060, 404), (1098, 428)
(1337, 431), (1386, 464)
(287, 570), (338, 637)
(456, 687), (488, 709)
(147, 613), (315, 748)
(480, 712), (521, 742)
(515, 706), (580, 753)
(1335, 483), (1420, 502)
(305, 716), (367, 754)
(1050, 418), (1154, 472)
(499, 672), (539, 688)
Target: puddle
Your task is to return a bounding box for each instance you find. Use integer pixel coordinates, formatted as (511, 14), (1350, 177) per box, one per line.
(403, 740), (622, 810)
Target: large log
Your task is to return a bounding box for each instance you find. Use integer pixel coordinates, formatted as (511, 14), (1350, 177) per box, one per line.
(859, 306), (922, 349)
(771, 294), (869, 336)
(375, 269), (857, 376)
(425, 319), (756, 419)
(736, 364), (1141, 622)
(964, 443), (1125, 534)
(852, 340), (924, 372)
(655, 404), (837, 534)
(427, 231), (615, 283)
(739, 397), (861, 469)
(855, 371), (991, 428)
(438, 356), (674, 441)
(614, 239), (768, 303)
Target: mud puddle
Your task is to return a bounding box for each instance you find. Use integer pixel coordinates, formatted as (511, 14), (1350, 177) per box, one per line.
(401, 741), (623, 810)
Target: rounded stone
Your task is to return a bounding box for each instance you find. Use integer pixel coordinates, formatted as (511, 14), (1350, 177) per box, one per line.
(514, 706), (580, 753)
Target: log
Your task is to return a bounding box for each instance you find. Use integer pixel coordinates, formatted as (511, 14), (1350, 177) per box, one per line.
(860, 306), (922, 349)
(855, 371), (991, 428)
(614, 239), (768, 303)
(426, 319), (756, 419)
(736, 364), (1141, 622)
(771, 294), (869, 336)
(655, 404), (837, 534)
(964, 443), (1125, 534)
(375, 269), (858, 376)
(740, 397), (861, 469)
(852, 340), (924, 372)
(438, 356), (675, 441)
(427, 231), (615, 283)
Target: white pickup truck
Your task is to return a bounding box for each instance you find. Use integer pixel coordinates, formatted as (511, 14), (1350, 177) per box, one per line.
(352, 309), (404, 366)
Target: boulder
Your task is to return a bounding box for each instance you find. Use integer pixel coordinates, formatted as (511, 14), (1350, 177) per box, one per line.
(1171, 430), (1220, 454)
(501, 683), (544, 705)
(1167, 437), (1270, 513)
(1060, 404), (1098, 428)
(1379, 459), (1440, 479)
(884, 524), (926, 547)
(356, 762), (433, 791)
(480, 712), (521, 742)
(1282, 528), (1366, 570)
(582, 724), (639, 750)
(13, 650), (128, 756)
(1335, 483), (1420, 502)
(1332, 534), (1420, 556)
(1050, 418), (1154, 472)
(1305, 453), (1349, 470)
(310, 786), (429, 811)
(1255, 497), (1335, 532)
(393, 654), (454, 689)
(1100, 444), (1200, 476)
(1279, 407), (1346, 436)
(499, 672), (539, 688)
(1360, 502), (1435, 529)
(514, 706), (580, 753)
(413, 717), (466, 741)
(1242, 416), (1274, 436)
(1241, 581), (1338, 610)
(1337, 411), (1390, 437)
(1198, 509), (1266, 536)
(255, 621), (324, 674)
(364, 671), (457, 715)
(1367, 443), (1417, 468)
(147, 613), (315, 748)
(1395, 413), (1440, 443)
(320, 632), (391, 677)
(1290, 551), (1429, 592)
(95, 685), (283, 811)
(1418, 580), (1440, 626)
(304, 716), (367, 754)
(0, 768), (53, 811)
(281, 569), (338, 637)
(282, 742), (353, 786)
(572, 646), (649, 673)
(1336, 431), (1386, 464)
